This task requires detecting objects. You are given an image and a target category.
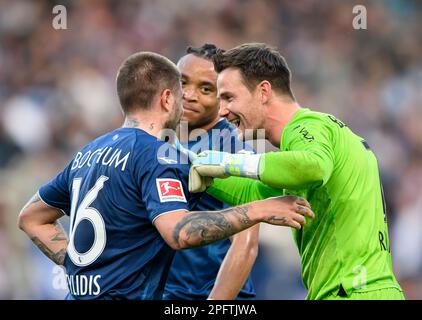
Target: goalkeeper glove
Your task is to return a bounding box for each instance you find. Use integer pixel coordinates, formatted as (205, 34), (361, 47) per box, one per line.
(168, 135), (215, 193)
(189, 150), (262, 193)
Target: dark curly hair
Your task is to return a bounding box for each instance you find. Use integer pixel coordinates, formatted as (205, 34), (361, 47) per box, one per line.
(186, 43), (224, 61)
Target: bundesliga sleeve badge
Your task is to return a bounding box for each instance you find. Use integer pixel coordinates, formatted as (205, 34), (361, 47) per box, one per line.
(156, 178), (187, 203)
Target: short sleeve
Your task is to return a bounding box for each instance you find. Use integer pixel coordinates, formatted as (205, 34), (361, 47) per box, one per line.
(139, 147), (193, 223)
(38, 161), (72, 215)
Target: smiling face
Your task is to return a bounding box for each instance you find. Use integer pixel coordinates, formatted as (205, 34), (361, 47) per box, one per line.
(217, 68), (266, 140)
(177, 54), (219, 130)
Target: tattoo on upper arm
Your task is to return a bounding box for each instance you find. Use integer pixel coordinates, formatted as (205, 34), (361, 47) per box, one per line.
(173, 205), (253, 247)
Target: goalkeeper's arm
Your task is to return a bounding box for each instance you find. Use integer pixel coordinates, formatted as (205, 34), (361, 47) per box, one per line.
(258, 150), (333, 189)
(205, 147), (332, 205)
(193, 119), (335, 193)
(207, 177), (284, 206)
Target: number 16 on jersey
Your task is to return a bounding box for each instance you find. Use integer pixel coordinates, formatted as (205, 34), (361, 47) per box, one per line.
(67, 176), (109, 266)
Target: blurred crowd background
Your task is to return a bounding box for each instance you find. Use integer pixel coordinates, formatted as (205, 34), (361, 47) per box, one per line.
(0, 0), (421, 299)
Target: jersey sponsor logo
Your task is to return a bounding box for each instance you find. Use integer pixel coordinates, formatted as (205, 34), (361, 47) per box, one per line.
(291, 125), (315, 142)
(156, 178), (187, 203)
(299, 127), (314, 142)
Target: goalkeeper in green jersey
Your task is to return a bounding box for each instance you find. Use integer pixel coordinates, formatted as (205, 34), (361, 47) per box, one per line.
(188, 43), (404, 300)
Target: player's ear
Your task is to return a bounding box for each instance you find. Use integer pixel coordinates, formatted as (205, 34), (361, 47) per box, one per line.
(159, 89), (173, 112)
(258, 80), (272, 105)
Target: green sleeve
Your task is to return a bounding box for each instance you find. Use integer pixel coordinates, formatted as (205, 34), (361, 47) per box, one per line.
(207, 176), (283, 206)
(260, 119), (335, 190)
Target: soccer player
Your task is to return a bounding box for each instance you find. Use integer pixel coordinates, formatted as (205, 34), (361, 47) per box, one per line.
(163, 44), (258, 300)
(189, 43), (404, 300)
(17, 51), (314, 300)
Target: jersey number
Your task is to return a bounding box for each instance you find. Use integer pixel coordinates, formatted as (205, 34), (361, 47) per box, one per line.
(67, 176), (109, 266)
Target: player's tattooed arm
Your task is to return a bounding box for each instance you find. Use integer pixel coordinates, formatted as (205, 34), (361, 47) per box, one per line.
(29, 221), (68, 265)
(172, 206), (254, 248)
(162, 195), (314, 249)
(30, 237), (67, 265)
(19, 193), (68, 265)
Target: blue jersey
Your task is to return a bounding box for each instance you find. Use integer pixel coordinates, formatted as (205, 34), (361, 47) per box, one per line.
(163, 119), (256, 300)
(38, 128), (200, 300)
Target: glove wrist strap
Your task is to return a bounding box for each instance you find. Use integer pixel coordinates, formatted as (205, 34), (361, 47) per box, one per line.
(224, 153), (261, 180)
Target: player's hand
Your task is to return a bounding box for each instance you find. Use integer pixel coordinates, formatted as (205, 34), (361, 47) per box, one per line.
(188, 151), (241, 193)
(257, 195), (314, 229)
(189, 150), (262, 192)
(168, 136), (215, 193)
(188, 151), (228, 193)
(189, 165), (215, 193)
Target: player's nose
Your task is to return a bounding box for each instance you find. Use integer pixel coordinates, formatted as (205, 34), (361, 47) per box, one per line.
(219, 103), (230, 118)
(182, 87), (198, 102)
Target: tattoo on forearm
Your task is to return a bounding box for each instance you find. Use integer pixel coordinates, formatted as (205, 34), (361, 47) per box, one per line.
(123, 117), (140, 128)
(30, 236), (67, 265)
(51, 233), (68, 242)
(173, 205), (253, 248)
(21, 194), (68, 265)
(232, 206), (251, 224)
(51, 221), (68, 241)
(174, 212), (233, 247)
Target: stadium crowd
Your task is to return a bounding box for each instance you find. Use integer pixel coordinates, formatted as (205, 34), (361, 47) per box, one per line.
(0, 0), (421, 299)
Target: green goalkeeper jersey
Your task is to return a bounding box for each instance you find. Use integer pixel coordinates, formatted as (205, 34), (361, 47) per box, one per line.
(208, 108), (402, 299)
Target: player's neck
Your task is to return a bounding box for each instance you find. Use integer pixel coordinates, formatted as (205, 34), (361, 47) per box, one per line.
(265, 100), (301, 148)
(177, 116), (221, 143)
(192, 116), (221, 135)
(189, 117), (221, 140)
(122, 114), (163, 138)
